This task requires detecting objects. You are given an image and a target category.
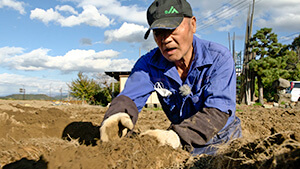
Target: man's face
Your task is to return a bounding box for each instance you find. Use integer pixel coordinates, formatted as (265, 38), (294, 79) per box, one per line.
(153, 17), (196, 62)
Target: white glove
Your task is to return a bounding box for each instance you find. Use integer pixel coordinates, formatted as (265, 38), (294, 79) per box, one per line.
(141, 129), (181, 149)
(100, 112), (133, 142)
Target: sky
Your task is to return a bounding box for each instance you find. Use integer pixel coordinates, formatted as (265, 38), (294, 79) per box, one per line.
(0, 0), (300, 97)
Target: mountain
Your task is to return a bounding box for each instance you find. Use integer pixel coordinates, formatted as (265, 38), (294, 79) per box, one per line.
(0, 94), (54, 100)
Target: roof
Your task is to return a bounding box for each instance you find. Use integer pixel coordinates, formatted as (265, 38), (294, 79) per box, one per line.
(105, 71), (131, 81)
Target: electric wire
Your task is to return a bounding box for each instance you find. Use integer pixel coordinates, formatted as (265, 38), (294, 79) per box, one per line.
(196, 0), (236, 23)
(197, 0), (251, 30)
(196, 0), (262, 31)
(197, 0), (247, 23)
(279, 32), (300, 43)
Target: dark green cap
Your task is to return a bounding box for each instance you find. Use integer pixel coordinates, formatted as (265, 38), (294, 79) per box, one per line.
(144, 0), (193, 39)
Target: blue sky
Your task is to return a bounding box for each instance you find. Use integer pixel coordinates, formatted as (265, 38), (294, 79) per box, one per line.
(0, 0), (299, 97)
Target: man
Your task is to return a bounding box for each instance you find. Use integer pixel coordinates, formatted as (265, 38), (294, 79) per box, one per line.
(100, 0), (242, 155)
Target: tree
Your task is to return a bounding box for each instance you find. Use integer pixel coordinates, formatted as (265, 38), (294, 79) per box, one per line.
(68, 72), (121, 106)
(250, 28), (282, 59)
(68, 72), (99, 104)
(289, 34), (300, 61)
(93, 73), (119, 104)
(249, 28), (300, 102)
(249, 28), (282, 103)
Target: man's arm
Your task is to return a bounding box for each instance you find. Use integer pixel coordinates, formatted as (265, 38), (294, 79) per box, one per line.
(100, 52), (156, 142)
(170, 108), (229, 150)
(100, 70), (154, 142)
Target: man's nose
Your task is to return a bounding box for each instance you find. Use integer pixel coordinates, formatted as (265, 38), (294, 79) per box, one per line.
(161, 32), (172, 43)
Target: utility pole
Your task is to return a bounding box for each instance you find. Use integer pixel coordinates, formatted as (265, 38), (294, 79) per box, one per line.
(240, 0), (255, 105)
(19, 85), (25, 100)
(228, 32), (231, 53)
(249, 0), (256, 103)
(112, 82), (115, 98)
(60, 88), (62, 101)
(232, 32), (236, 62)
(49, 83), (52, 99)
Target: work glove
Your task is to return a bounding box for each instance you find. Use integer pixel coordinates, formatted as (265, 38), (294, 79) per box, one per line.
(141, 129), (181, 149)
(100, 112), (133, 142)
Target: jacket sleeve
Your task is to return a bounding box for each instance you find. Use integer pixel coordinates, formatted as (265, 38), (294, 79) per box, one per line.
(101, 51), (156, 125)
(170, 108), (229, 151)
(118, 50), (157, 112)
(203, 44), (237, 114)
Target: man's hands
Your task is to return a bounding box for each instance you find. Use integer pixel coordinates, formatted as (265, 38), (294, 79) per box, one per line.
(141, 129), (181, 149)
(100, 113), (181, 149)
(100, 112), (133, 142)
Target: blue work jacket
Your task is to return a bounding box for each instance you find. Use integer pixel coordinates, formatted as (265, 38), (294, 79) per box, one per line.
(119, 35), (236, 130)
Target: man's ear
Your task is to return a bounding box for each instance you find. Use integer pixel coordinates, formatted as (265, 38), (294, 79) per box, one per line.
(191, 16), (196, 33)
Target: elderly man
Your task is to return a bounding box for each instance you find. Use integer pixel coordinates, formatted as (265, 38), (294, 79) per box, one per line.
(100, 0), (242, 155)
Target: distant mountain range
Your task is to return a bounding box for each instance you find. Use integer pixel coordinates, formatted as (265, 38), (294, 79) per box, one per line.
(0, 94), (68, 100)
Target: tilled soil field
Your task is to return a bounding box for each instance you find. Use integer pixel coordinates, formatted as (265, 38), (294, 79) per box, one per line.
(0, 100), (299, 169)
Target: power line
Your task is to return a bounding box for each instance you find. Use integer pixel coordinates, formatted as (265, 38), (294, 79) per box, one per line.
(198, 0), (251, 30)
(197, 0), (262, 31)
(197, 1), (249, 30)
(197, 0), (247, 23)
(197, 0), (237, 23)
(279, 32), (300, 43)
(198, 1), (249, 30)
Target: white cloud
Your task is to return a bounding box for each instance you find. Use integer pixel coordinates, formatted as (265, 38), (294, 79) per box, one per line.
(55, 5), (78, 15)
(30, 5), (111, 28)
(104, 22), (156, 51)
(0, 0), (26, 14)
(255, 0), (300, 32)
(0, 46), (24, 63)
(104, 22), (147, 43)
(0, 46), (135, 72)
(30, 0), (147, 27)
(0, 73), (68, 96)
(30, 8), (62, 24)
(4, 48), (50, 71)
(98, 3), (146, 24)
(70, 0), (147, 25)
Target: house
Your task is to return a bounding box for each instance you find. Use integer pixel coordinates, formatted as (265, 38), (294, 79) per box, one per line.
(105, 71), (160, 108)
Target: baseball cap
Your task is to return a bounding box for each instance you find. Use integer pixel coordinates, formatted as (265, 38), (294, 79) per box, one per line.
(144, 0), (193, 39)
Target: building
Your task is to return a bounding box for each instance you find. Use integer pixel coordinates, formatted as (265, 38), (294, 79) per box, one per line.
(105, 71), (160, 108)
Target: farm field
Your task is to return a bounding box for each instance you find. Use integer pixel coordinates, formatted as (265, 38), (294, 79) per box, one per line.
(0, 100), (299, 168)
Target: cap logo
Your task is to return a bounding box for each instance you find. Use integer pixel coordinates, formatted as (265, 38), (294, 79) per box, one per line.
(165, 6), (179, 14)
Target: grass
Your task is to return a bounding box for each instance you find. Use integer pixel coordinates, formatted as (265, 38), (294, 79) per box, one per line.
(253, 102), (263, 106)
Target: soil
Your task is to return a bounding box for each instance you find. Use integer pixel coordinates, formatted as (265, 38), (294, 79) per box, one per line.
(0, 100), (299, 169)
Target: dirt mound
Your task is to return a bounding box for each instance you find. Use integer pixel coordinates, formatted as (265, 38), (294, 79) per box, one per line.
(184, 131), (299, 169)
(0, 100), (299, 168)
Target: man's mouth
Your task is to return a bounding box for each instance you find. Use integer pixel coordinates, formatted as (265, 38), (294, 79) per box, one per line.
(165, 47), (176, 53)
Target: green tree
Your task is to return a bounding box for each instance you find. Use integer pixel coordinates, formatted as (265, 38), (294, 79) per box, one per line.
(290, 34), (300, 60)
(68, 72), (99, 104)
(93, 82), (120, 106)
(249, 28), (300, 102)
(250, 28), (282, 59)
(249, 28), (282, 103)
(68, 72), (121, 106)
(92, 73), (120, 106)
